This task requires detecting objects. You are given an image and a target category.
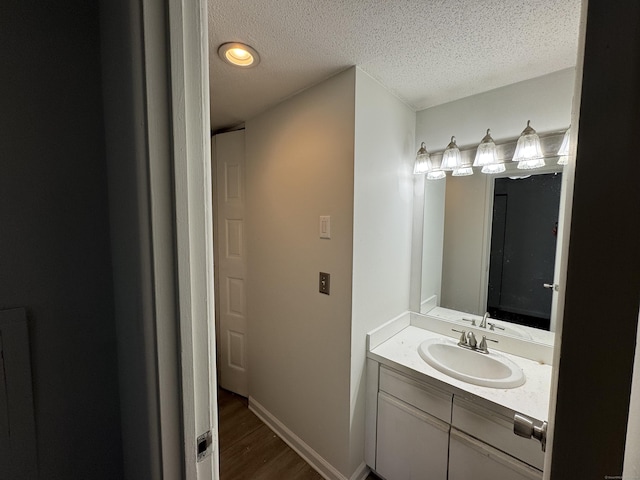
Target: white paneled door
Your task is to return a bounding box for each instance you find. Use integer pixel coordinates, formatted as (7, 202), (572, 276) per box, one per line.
(214, 130), (249, 397)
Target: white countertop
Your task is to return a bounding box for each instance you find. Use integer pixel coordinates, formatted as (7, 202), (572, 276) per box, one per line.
(368, 324), (553, 422)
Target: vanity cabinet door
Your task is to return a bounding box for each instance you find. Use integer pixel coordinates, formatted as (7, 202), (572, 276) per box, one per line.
(448, 429), (542, 480)
(376, 391), (449, 480)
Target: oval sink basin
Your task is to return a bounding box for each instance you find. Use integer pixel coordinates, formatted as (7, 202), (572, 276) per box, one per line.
(418, 338), (525, 389)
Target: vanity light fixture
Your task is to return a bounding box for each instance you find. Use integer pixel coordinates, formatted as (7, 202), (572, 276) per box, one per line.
(513, 120), (545, 169)
(414, 142), (431, 174)
(473, 129), (505, 174)
(218, 42), (260, 68)
(557, 127), (571, 165)
(441, 136), (462, 171)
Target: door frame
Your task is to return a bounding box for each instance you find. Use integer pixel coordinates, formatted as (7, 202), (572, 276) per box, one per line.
(102, 0), (217, 478)
(166, 0), (218, 478)
(132, 0), (640, 478)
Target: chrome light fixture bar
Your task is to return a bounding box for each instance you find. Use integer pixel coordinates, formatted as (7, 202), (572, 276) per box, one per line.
(414, 129), (568, 180)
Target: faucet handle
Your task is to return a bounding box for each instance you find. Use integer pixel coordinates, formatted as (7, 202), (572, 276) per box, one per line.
(487, 322), (505, 331)
(451, 329), (467, 346)
(478, 335), (498, 353)
(462, 317), (477, 326)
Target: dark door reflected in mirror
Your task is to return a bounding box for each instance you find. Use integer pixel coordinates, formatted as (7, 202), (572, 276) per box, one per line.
(487, 173), (562, 330)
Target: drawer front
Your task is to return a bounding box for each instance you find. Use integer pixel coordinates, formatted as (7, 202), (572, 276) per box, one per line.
(379, 366), (452, 423)
(449, 428), (542, 480)
(452, 396), (545, 470)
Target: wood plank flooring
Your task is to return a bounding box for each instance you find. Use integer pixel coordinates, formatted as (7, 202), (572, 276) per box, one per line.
(218, 388), (380, 480)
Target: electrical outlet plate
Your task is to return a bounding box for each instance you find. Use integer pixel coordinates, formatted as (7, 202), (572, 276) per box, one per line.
(319, 272), (330, 295)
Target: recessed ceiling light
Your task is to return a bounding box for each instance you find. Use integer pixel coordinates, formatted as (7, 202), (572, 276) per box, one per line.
(218, 42), (260, 68)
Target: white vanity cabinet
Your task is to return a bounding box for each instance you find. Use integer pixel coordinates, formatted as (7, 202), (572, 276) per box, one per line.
(367, 362), (543, 480)
(448, 429), (542, 480)
(375, 367), (452, 480)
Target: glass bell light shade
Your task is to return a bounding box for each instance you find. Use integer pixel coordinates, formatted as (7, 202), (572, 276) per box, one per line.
(452, 155), (473, 176)
(440, 136), (462, 171)
(513, 120), (545, 169)
(452, 164), (473, 176)
(481, 163), (506, 174)
(425, 154), (446, 180)
(426, 169), (446, 180)
(413, 142), (431, 174)
(557, 127), (570, 166)
(473, 129), (505, 174)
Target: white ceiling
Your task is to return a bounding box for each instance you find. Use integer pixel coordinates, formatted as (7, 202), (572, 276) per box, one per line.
(208, 0), (582, 133)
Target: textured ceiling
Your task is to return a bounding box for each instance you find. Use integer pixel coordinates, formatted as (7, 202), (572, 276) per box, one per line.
(208, 0), (582, 132)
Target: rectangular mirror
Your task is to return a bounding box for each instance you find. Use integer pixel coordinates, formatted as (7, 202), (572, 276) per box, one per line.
(419, 147), (565, 334)
(412, 70), (576, 341)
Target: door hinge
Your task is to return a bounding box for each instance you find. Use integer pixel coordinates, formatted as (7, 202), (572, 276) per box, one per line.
(197, 430), (213, 462)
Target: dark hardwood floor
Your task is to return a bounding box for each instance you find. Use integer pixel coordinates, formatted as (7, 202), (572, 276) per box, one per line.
(218, 388), (380, 480)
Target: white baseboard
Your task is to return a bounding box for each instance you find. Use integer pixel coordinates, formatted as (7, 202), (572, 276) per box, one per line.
(350, 462), (370, 480)
(248, 397), (371, 480)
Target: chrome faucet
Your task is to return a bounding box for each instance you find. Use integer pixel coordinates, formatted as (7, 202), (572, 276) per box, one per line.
(466, 331), (477, 349)
(451, 329), (497, 354)
(479, 312), (490, 328)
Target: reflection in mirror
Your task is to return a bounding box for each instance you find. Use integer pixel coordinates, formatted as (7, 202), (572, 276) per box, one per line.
(487, 174), (562, 330)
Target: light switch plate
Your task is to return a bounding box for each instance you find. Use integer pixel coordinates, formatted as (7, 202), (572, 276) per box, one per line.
(319, 215), (331, 239)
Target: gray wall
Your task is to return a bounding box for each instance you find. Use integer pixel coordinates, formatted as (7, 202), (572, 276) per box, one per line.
(246, 68), (356, 476)
(0, 2), (123, 479)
